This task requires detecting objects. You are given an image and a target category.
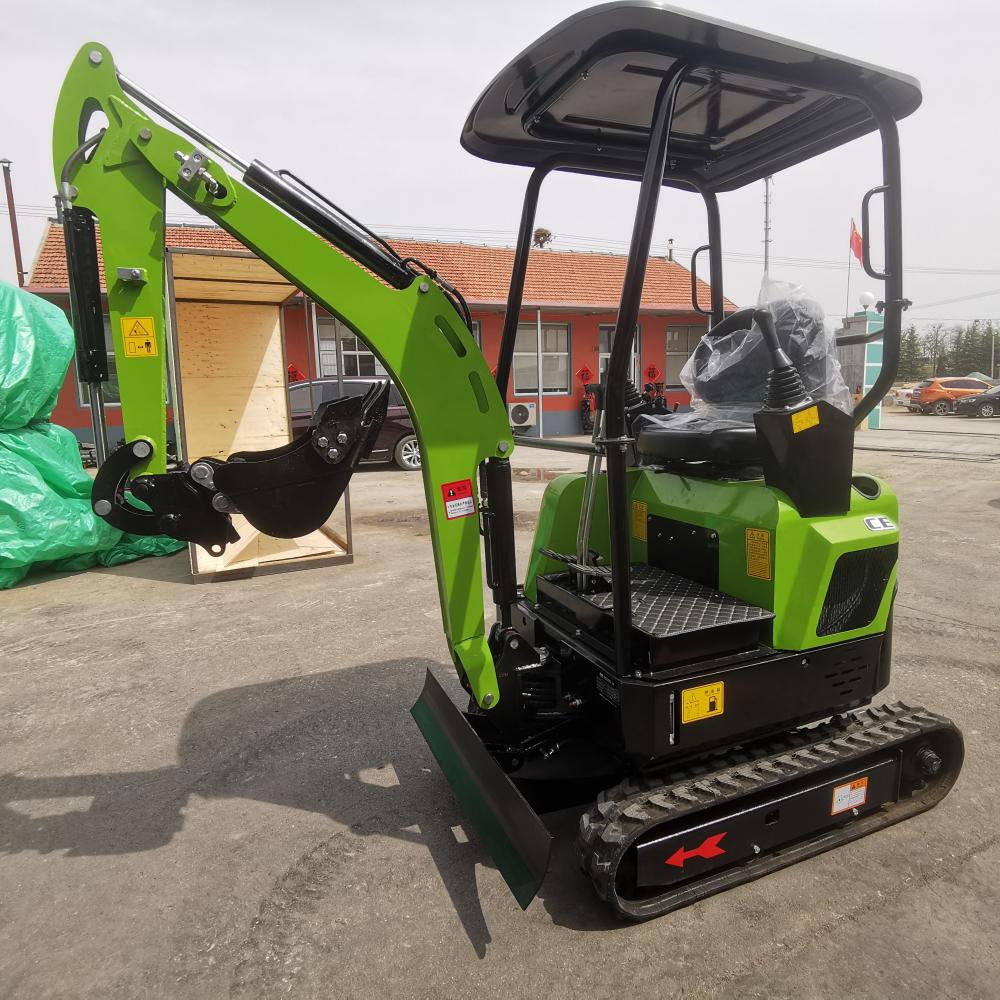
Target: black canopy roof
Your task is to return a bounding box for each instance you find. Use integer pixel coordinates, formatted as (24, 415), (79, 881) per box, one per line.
(461, 2), (921, 192)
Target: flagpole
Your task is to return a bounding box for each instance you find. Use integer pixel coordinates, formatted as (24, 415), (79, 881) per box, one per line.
(844, 246), (852, 319)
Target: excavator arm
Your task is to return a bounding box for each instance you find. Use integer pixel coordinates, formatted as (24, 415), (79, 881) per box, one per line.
(53, 42), (514, 709)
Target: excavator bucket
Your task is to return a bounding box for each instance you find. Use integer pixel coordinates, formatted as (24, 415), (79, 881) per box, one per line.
(411, 669), (552, 909)
(90, 382), (389, 555)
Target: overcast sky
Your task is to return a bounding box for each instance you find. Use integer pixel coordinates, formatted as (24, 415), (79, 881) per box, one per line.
(2, 0), (997, 325)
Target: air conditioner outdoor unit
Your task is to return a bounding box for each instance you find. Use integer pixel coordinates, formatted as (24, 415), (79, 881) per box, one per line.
(508, 401), (537, 430)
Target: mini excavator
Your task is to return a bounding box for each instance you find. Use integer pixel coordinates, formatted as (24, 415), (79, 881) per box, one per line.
(56, 3), (963, 919)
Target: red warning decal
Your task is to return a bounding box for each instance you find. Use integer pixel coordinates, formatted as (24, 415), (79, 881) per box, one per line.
(665, 832), (727, 868)
(441, 479), (476, 520)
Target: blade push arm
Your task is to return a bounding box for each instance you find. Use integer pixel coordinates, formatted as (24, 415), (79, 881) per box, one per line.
(53, 43), (514, 708)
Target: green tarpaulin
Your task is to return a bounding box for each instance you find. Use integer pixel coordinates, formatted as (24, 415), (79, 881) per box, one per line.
(0, 280), (183, 589)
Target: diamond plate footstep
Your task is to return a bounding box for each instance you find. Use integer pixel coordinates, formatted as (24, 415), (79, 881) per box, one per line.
(580, 564), (774, 639)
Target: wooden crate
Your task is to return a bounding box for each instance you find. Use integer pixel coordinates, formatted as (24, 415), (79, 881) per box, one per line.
(167, 249), (351, 581)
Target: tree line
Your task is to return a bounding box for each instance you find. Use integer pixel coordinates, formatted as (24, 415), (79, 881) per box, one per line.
(896, 320), (998, 382)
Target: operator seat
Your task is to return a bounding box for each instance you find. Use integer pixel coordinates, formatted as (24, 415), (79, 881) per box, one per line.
(634, 300), (832, 466)
(634, 419), (761, 464)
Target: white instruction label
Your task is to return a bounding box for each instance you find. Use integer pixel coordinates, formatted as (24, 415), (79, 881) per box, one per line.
(831, 776), (869, 815)
(446, 496), (475, 518)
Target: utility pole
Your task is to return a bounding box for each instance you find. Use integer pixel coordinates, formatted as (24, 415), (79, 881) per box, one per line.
(1, 159), (27, 287)
(763, 175), (773, 277)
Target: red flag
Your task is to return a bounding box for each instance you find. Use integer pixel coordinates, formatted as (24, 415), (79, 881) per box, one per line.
(850, 219), (864, 263)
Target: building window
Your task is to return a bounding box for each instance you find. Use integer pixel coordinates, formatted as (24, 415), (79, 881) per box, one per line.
(316, 315), (387, 378)
(470, 319), (482, 349)
(598, 325), (641, 384)
(513, 323), (570, 395)
(665, 325), (707, 384)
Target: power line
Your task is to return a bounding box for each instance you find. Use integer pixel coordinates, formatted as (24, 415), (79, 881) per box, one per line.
(910, 287), (1000, 309)
(906, 316), (1000, 322)
(7, 200), (1000, 295)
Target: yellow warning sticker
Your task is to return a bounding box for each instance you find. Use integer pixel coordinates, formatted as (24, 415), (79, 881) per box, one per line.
(745, 528), (772, 581)
(681, 681), (724, 724)
(120, 316), (158, 358)
(631, 500), (648, 541)
(831, 776), (868, 815)
(791, 404), (820, 434)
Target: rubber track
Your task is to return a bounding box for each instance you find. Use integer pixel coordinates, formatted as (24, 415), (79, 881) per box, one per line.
(578, 702), (959, 920)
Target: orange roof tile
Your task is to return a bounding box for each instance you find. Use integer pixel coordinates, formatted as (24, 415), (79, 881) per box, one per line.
(27, 222), (735, 313)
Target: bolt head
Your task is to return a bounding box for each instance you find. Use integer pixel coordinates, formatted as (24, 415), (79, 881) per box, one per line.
(418, 281), (430, 293)
(510, 638), (520, 650)
(191, 463), (211, 480)
(138, 128), (152, 142)
(336, 432), (349, 445)
(132, 440), (152, 459)
(94, 499), (112, 516)
(316, 435), (329, 449)
(483, 693), (494, 707)
(88, 50), (103, 65)
(498, 441), (509, 454)
(327, 448), (340, 460)
(916, 747), (943, 775)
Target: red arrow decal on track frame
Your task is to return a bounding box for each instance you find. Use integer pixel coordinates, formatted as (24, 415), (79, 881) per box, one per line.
(665, 832), (727, 868)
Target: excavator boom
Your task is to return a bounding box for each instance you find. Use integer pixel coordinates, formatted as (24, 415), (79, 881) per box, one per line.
(53, 42), (514, 711)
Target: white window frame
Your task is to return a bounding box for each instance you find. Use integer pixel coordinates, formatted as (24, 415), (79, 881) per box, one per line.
(315, 314), (387, 378)
(665, 324), (707, 385)
(598, 324), (641, 384)
(513, 321), (571, 396)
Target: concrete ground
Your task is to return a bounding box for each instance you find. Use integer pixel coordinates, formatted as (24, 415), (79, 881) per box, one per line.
(1, 416), (998, 999)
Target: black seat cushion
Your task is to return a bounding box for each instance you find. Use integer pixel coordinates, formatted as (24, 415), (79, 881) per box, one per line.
(634, 413), (762, 464)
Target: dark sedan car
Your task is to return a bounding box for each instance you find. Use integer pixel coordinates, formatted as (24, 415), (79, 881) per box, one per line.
(955, 384), (1000, 418)
(289, 378), (420, 470)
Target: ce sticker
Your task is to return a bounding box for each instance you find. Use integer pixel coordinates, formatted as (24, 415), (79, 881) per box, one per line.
(864, 515), (896, 532)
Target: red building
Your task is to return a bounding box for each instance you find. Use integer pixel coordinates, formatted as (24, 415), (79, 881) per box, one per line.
(27, 222), (734, 441)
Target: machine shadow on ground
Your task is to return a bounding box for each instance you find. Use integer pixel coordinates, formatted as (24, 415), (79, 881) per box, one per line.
(0, 659), (621, 958)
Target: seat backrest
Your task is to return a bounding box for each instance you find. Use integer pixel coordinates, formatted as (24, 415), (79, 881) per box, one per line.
(685, 297), (835, 405)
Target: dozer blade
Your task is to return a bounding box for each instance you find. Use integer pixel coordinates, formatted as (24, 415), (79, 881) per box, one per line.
(411, 669), (553, 910)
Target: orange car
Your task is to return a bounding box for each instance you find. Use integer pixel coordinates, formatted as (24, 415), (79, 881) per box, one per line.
(908, 376), (991, 414)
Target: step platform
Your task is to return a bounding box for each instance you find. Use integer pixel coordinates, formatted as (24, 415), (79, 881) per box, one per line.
(536, 563), (774, 668)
